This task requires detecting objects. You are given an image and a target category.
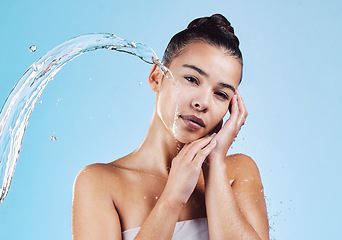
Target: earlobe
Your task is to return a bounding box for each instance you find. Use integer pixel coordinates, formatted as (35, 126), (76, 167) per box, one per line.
(148, 64), (163, 92)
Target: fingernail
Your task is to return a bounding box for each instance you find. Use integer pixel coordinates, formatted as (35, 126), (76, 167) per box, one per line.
(211, 139), (217, 145)
(211, 133), (216, 137)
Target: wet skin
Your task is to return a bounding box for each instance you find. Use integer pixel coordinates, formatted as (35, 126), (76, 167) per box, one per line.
(72, 42), (269, 240)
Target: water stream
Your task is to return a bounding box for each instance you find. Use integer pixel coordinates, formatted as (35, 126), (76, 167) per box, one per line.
(0, 33), (172, 204)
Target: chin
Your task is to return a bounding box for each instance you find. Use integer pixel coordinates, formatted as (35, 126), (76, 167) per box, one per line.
(173, 130), (206, 144)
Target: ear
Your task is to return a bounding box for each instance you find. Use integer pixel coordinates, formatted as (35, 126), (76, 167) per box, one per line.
(148, 64), (164, 92)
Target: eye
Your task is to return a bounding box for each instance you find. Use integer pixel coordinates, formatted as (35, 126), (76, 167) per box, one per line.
(215, 91), (229, 100)
(184, 76), (199, 85)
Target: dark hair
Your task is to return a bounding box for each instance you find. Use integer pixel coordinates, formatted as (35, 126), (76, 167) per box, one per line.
(162, 14), (243, 80)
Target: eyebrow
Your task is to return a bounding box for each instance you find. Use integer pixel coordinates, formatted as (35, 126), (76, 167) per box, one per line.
(219, 82), (236, 93)
(183, 64), (208, 77)
(183, 64), (236, 93)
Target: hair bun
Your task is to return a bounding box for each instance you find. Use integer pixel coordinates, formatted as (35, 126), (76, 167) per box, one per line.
(187, 14), (239, 46)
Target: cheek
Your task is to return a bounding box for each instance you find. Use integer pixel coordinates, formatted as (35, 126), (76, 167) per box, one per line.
(211, 103), (230, 125)
(157, 85), (182, 127)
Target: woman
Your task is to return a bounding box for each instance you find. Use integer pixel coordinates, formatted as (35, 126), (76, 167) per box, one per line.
(72, 14), (269, 240)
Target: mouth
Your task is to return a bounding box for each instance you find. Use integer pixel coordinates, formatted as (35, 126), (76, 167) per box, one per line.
(180, 115), (205, 130)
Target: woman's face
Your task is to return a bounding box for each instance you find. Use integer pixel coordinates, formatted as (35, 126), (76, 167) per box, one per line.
(156, 41), (242, 143)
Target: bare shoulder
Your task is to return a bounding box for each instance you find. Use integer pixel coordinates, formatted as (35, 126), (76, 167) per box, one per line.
(225, 153), (263, 192)
(73, 162), (125, 200)
(72, 163), (124, 239)
(226, 153), (259, 172)
(73, 155), (141, 199)
(74, 163), (115, 186)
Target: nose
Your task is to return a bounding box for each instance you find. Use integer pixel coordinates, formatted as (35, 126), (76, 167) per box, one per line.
(191, 92), (209, 112)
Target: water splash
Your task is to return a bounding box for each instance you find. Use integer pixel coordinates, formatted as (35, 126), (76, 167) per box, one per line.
(0, 33), (166, 204)
(172, 104), (180, 137)
(29, 45), (37, 52)
(152, 58), (174, 82)
(50, 136), (57, 141)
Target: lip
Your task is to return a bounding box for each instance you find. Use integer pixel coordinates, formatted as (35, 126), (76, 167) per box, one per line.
(180, 115), (205, 130)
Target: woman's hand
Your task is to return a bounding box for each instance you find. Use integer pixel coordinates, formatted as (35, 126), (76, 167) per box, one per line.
(208, 89), (248, 161)
(162, 135), (217, 207)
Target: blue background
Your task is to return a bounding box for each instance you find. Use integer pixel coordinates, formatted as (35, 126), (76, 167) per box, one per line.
(0, 0), (341, 239)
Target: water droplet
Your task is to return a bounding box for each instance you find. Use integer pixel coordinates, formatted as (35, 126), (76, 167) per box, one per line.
(108, 114), (111, 118)
(32, 63), (38, 72)
(143, 196), (147, 199)
(138, 81), (143, 85)
(38, 100), (43, 104)
(90, 117), (93, 120)
(273, 212), (281, 217)
(129, 42), (137, 48)
(50, 136), (57, 141)
(111, 46), (117, 50)
(89, 77), (92, 81)
(29, 45), (37, 52)
(155, 196), (158, 200)
(56, 98), (62, 105)
(229, 179), (234, 185)
(176, 144), (181, 153)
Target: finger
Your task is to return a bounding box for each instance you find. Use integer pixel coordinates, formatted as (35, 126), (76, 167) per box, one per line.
(192, 138), (217, 168)
(176, 136), (210, 161)
(183, 135), (215, 161)
(236, 89), (248, 127)
(213, 94), (240, 147)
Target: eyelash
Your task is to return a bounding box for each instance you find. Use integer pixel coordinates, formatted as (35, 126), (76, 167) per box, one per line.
(184, 76), (229, 100)
(215, 91), (229, 100)
(185, 76), (199, 85)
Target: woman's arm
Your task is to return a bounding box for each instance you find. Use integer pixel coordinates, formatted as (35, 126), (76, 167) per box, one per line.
(203, 90), (269, 239)
(204, 154), (269, 240)
(72, 135), (217, 240)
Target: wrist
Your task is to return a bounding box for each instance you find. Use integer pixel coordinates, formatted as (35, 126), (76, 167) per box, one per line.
(209, 159), (227, 173)
(157, 194), (184, 219)
(207, 153), (226, 166)
(159, 188), (186, 211)
(203, 156), (227, 181)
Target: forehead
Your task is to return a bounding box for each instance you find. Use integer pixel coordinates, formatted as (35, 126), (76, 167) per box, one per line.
(169, 42), (242, 88)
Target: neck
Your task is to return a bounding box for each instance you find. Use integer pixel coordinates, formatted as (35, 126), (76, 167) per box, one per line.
(133, 110), (184, 177)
